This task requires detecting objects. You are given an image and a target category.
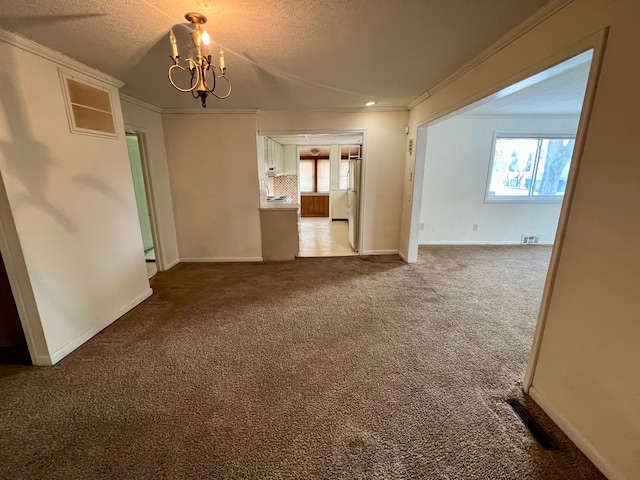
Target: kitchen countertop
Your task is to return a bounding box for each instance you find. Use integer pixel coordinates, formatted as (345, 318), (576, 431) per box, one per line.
(259, 202), (300, 211)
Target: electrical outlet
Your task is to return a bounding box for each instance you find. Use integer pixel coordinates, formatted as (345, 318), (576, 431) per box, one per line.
(419, 223), (425, 230)
(472, 224), (478, 231)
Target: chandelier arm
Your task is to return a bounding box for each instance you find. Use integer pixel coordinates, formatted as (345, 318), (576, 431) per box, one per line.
(168, 58), (200, 93)
(202, 58), (215, 93)
(210, 74), (232, 99)
(190, 66), (200, 98)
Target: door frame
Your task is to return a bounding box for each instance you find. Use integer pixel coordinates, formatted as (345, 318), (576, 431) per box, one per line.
(0, 250), (31, 363)
(124, 128), (165, 272)
(403, 30), (608, 393)
(259, 129), (367, 256)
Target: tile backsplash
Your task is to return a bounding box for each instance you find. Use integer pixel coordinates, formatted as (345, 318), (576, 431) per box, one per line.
(273, 175), (298, 198)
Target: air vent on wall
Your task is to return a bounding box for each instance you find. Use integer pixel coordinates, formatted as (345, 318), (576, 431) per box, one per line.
(59, 70), (117, 138)
(521, 235), (540, 245)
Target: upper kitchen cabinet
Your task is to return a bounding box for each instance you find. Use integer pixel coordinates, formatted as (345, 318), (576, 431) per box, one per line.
(283, 145), (297, 175)
(265, 137), (284, 176)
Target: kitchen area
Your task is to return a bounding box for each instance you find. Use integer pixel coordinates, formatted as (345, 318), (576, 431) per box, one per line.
(256, 134), (363, 261)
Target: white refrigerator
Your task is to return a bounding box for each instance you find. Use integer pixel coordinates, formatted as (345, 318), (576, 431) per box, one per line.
(347, 158), (361, 251)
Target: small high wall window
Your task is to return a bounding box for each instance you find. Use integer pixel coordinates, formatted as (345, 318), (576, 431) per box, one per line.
(59, 70), (117, 138)
(486, 134), (575, 203)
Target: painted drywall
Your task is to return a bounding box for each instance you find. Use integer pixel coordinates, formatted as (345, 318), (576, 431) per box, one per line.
(0, 38), (151, 363)
(120, 98), (179, 269)
(401, 1), (639, 478)
(162, 113), (262, 261)
(419, 115), (579, 245)
(258, 110), (408, 254)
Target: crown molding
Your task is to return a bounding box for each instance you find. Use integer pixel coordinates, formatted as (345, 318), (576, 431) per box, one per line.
(160, 105), (407, 116)
(161, 107), (259, 115)
(119, 93), (162, 113)
(256, 106), (408, 116)
(0, 27), (124, 88)
(407, 0), (576, 110)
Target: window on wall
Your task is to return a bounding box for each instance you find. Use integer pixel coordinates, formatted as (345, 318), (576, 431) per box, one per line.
(486, 134), (576, 202)
(338, 160), (349, 189)
(299, 160), (315, 192)
(300, 159), (330, 193)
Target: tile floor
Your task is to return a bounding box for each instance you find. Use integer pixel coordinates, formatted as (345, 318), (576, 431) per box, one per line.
(146, 261), (157, 278)
(297, 217), (358, 257)
(145, 247), (157, 278)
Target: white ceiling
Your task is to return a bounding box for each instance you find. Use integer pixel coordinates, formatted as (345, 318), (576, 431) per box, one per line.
(268, 134), (362, 146)
(0, 0), (554, 111)
(462, 51), (592, 116)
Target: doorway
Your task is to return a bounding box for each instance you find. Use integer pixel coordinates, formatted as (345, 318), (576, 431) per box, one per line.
(408, 50), (594, 261)
(126, 133), (157, 278)
(262, 133), (363, 257)
(406, 49), (601, 393)
(0, 251), (30, 364)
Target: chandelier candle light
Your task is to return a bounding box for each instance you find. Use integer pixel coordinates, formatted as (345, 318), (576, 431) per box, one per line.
(168, 12), (231, 107)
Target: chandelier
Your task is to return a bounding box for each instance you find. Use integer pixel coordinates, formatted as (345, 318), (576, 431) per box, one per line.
(168, 12), (231, 107)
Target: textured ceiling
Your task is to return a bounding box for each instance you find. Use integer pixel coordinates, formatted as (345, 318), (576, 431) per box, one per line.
(0, 0), (553, 111)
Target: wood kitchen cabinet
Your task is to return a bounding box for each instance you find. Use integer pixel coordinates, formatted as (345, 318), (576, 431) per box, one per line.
(300, 194), (329, 217)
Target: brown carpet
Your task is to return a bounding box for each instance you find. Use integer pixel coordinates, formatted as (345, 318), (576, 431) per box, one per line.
(0, 246), (605, 479)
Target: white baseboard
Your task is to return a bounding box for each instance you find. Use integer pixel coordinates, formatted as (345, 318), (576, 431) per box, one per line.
(164, 258), (180, 270)
(360, 249), (399, 255)
(180, 257), (264, 263)
(418, 240), (553, 245)
(33, 354), (53, 367)
(529, 386), (620, 480)
(44, 288), (153, 366)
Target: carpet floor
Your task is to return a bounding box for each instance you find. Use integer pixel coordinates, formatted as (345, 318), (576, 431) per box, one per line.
(0, 246), (605, 479)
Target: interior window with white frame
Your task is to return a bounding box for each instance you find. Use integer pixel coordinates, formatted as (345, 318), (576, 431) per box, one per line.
(486, 133), (576, 202)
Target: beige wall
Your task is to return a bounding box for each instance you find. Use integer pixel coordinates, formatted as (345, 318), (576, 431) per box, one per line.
(419, 115), (579, 245)
(121, 99), (179, 269)
(0, 38), (151, 364)
(162, 113), (262, 260)
(258, 111), (408, 253)
(401, 1), (639, 478)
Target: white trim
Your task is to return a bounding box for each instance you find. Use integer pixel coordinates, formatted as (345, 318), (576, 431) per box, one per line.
(162, 108), (259, 115)
(419, 240), (553, 246)
(165, 258), (180, 270)
(124, 130), (165, 272)
(0, 188), (49, 364)
(33, 355), (53, 367)
(528, 386), (620, 480)
(180, 257), (264, 263)
(360, 249), (399, 255)
(120, 93), (162, 113)
(257, 106), (408, 116)
(44, 288), (153, 366)
(259, 128), (366, 137)
(524, 29), (609, 391)
(0, 27), (124, 88)
(405, 123), (429, 263)
(407, 0), (575, 109)
(59, 69), (120, 139)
